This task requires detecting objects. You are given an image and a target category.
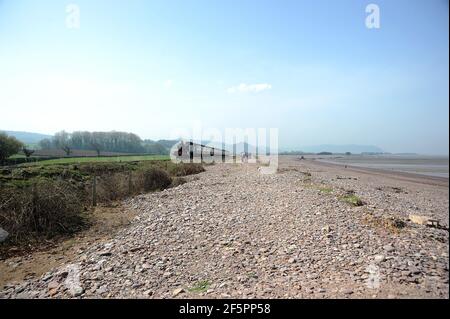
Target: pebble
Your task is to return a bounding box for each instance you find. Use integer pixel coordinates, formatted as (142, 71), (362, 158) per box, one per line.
(374, 255), (386, 263)
(0, 159), (448, 299)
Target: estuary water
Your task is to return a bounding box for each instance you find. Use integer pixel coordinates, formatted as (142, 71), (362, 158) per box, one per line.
(315, 155), (449, 178)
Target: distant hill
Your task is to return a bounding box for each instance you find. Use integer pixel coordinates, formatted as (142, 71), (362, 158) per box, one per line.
(142, 139), (177, 155)
(298, 144), (384, 154)
(1, 130), (52, 144)
(1, 132), (384, 156)
(156, 139), (179, 150)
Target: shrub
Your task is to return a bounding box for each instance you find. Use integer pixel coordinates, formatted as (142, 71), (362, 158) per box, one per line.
(0, 132), (23, 165)
(0, 179), (86, 242)
(168, 163), (205, 177)
(340, 192), (364, 206)
(141, 167), (172, 191)
(171, 177), (187, 187)
(96, 173), (130, 202)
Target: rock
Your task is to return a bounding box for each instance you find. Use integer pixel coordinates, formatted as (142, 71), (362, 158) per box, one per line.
(172, 288), (185, 297)
(0, 227), (9, 242)
(47, 281), (59, 290)
(64, 264), (84, 297)
(15, 292), (31, 299)
(383, 245), (395, 252)
(14, 285), (25, 294)
(97, 285), (108, 294)
(142, 263), (151, 269)
(409, 215), (440, 227)
(103, 243), (114, 250)
(48, 288), (59, 297)
(409, 214), (429, 225)
(69, 286), (84, 297)
(322, 225), (331, 232)
(374, 255), (386, 263)
(98, 250), (112, 256)
(41, 272), (54, 282)
(341, 288), (353, 295)
(144, 290), (153, 296)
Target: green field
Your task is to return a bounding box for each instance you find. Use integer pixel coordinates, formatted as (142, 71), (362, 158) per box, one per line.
(8, 154), (26, 159)
(23, 155), (170, 166)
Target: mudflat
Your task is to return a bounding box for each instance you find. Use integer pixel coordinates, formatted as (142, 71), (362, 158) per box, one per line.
(1, 156), (448, 298)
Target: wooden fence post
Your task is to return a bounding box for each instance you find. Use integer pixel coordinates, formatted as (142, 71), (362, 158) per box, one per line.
(31, 183), (38, 231)
(128, 171), (132, 195)
(92, 175), (97, 207)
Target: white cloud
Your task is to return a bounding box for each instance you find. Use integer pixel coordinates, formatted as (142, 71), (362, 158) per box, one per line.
(227, 83), (272, 94)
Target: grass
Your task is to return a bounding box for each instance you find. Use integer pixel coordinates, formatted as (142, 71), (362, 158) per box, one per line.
(340, 194), (364, 206)
(247, 271), (258, 279)
(188, 280), (211, 293)
(8, 154), (26, 159)
(22, 155), (169, 166)
(0, 160), (204, 188)
(318, 186), (333, 194)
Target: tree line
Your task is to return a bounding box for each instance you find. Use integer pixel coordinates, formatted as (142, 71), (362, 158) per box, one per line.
(0, 132), (36, 164)
(39, 131), (173, 155)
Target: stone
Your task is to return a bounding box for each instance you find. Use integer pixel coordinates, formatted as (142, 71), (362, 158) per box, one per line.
(172, 288), (185, 297)
(322, 225), (331, 232)
(409, 214), (430, 225)
(48, 288), (59, 297)
(64, 264), (84, 297)
(383, 245), (395, 252)
(97, 285), (108, 294)
(374, 255), (386, 263)
(341, 288), (353, 295)
(41, 272), (53, 282)
(98, 250), (112, 256)
(69, 286), (84, 297)
(144, 290), (153, 296)
(409, 215), (439, 227)
(47, 281), (59, 290)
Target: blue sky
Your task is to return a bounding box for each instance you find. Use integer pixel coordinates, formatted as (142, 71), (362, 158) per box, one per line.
(0, 0), (448, 154)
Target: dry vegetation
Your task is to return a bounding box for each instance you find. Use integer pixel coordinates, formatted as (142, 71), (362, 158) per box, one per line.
(0, 161), (205, 247)
(0, 180), (86, 242)
(362, 211), (407, 234)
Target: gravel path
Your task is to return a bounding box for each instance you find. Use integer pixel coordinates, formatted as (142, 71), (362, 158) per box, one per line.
(1, 157), (448, 299)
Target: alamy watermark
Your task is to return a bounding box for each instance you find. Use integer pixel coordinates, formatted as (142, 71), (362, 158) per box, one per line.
(366, 264), (381, 289)
(169, 124), (279, 174)
(365, 4), (380, 29)
(65, 4), (80, 29)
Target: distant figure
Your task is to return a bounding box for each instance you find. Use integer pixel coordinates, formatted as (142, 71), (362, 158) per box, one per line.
(345, 165), (347, 169)
(241, 152), (248, 163)
(300, 156), (305, 160)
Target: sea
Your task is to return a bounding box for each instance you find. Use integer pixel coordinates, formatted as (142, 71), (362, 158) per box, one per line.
(313, 154), (449, 178)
